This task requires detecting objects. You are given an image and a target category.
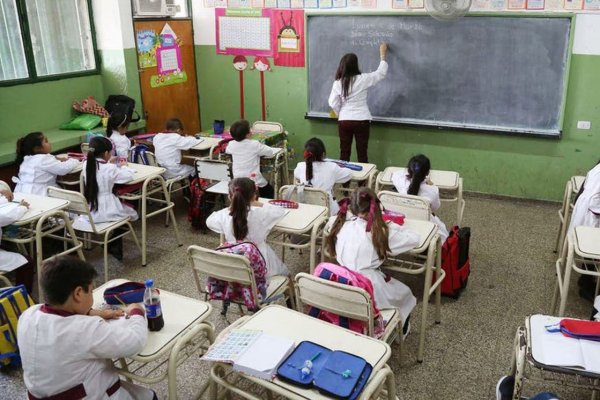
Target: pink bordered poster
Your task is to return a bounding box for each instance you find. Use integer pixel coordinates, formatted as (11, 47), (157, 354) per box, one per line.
(156, 34), (182, 75)
(215, 8), (274, 56)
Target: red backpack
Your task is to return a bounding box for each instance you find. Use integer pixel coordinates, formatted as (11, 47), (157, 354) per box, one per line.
(187, 177), (210, 231)
(437, 226), (471, 298)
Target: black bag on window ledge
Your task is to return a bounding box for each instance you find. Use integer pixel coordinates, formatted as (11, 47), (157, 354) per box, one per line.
(105, 95), (141, 122)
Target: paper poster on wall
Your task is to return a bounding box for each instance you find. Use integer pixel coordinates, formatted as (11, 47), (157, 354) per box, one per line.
(391, 0), (407, 8)
(544, 0), (562, 9)
(471, 0), (490, 9)
(252, 0), (265, 6)
(564, 0), (583, 8)
(489, 0), (506, 8)
(273, 9), (305, 67)
(508, 0), (525, 8)
(228, 0), (252, 6)
(361, 0), (377, 7)
(264, 0), (277, 6)
(137, 29), (159, 68)
(278, 0), (292, 6)
(215, 0), (228, 6)
(304, 0), (319, 6)
(216, 8), (273, 56)
(584, 0), (600, 9)
(204, 0), (216, 6)
(291, 0), (304, 7)
(320, 0), (333, 7)
(348, 0), (360, 5)
(150, 71), (188, 88)
(333, 0), (348, 6)
(526, 0), (544, 9)
(408, 0), (424, 7)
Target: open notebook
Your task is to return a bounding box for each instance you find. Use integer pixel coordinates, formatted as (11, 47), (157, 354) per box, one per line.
(530, 314), (600, 374)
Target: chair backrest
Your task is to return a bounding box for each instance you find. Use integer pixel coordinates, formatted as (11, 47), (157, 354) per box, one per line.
(47, 187), (100, 232)
(252, 121), (284, 134)
(145, 151), (158, 167)
(377, 191), (432, 221)
(0, 180), (10, 192)
(195, 159), (232, 182)
(279, 185), (328, 209)
(187, 244), (258, 296)
(80, 142), (90, 154)
(294, 272), (375, 335)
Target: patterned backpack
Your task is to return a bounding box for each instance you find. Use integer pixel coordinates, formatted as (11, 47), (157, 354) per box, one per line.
(0, 285), (34, 367)
(308, 262), (385, 338)
(187, 177), (210, 231)
(207, 241), (268, 311)
(128, 144), (150, 165)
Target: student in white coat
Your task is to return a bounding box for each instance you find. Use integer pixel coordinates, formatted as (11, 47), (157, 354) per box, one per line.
(154, 118), (203, 179)
(18, 256), (156, 400)
(392, 154), (449, 242)
(13, 132), (80, 196)
(326, 187), (420, 335)
(81, 137), (138, 260)
(207, 177), (288, 279)
(293, 137), (352, 216)
(107, 113), (131, 159)
(226, 120), (281, 199)
(0, 184), (34, 293)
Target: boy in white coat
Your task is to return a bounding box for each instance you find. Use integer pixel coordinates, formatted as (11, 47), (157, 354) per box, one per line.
(154, 118), (203, 179)
(13, 132), (80, 196)
(293, 137), (352, 216)
(18, 256), (155, 400)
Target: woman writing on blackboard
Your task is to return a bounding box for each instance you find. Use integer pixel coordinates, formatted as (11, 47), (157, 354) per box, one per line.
(328, 42), (388, 163)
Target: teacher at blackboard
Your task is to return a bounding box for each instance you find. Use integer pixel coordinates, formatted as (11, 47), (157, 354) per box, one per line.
(328, 42), (388, 163)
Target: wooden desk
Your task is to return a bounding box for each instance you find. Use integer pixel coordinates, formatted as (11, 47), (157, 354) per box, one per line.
(376, 166), (464, 225)
(208, 305), (396, 400)
(94, 279), (215, 400)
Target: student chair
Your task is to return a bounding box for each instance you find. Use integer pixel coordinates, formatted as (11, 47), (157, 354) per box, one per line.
(187, 244), (294, 316)
(377, 191), (432, 221)
(554, 175), (585, 255)
(551, 226), (600, 317)
(47, 187), (141, 282)
(278, 185), (329, 210)
(294, 272), (402, 346)
(80, 142), (90, 153)
(0, 274), (11, 287)
(251, 120), (290, 194)
(194, 159), (232, 196)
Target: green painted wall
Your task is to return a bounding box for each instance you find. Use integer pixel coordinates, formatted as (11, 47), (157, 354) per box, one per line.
(196, 45), (600, 201)
(0, 75), (104, 137)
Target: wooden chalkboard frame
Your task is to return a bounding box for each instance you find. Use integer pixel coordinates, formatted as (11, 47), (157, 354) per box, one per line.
(304, 12), (576, 139)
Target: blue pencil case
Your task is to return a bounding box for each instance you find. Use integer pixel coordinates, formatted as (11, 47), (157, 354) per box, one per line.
(314, 350), (368, 398)
(277, 341), (331, 387)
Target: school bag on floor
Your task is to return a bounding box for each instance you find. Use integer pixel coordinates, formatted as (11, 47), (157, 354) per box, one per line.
(0, 285), (34, 367)
(188, 177), (210, 231)
(208, 241), (267, 312)
(437, 226), (471, 298)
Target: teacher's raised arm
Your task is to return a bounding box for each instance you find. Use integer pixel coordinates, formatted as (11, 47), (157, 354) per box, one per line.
(328, 42), (388, 163)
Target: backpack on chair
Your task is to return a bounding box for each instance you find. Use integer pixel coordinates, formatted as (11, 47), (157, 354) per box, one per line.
(105, 95), (141, 122)
(437, 226), (471, 298)
(187, 177), (210, 231)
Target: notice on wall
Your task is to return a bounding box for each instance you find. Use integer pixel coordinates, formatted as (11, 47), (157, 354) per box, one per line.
(216, 8), (273, 56)
(137, 29), (159, 68)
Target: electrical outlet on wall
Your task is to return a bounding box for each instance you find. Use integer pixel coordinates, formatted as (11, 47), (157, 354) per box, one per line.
(577, 121), (591, 130)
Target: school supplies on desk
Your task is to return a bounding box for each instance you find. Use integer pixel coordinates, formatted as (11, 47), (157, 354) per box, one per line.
(269, 199), (299, 209)
(203, 329), (295, 380)
(547, 318), (600, 342)
(382, 210), (405, 225)
(277, 341), (373, 399)
(324, 159), (363, 171)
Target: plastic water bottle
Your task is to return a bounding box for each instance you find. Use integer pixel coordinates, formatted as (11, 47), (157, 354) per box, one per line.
(143, 279), (164, 331)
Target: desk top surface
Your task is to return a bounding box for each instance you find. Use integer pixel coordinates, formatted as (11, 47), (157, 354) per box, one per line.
(380, 167), (459, 189)
(93, 279), (211, 359)
(574, 226), (600, 256)
(261, 198), (328, 233)
(403, 218), (438, 251)
(122, 163), (166, 185)
(11, 193), (69, 225)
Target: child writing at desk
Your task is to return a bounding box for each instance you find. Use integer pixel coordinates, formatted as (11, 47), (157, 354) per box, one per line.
(82, 137), (138, 260)
(207, 177), (288, 278)
(18, 256), (156, 400)
(326, 187), (420, 337)
(107, 113), (131, 160)
(293, 137), (352, 216)
(226, 120), (281, 199)
(13, 132), (80, 196)
(392, 154), (449, 242)
(154, 118), (203, 180)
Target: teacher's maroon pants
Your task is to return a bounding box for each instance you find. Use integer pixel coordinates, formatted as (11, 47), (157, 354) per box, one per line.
(338, 120), (370, 163)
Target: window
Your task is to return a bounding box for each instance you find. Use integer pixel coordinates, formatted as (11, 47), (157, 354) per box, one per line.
(0, 0), (97, 84)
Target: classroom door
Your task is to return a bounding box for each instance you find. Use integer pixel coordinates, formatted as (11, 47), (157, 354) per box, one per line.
(134, 20), (201, 134)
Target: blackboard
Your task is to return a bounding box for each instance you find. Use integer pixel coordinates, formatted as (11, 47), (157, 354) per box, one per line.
(306, 15), (572, 137)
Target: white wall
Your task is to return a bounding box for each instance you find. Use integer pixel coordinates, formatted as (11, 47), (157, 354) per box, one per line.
(92, 0), (135, 50)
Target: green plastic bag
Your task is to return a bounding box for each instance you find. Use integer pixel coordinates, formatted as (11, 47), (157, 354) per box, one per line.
(60, 114), (101, 130)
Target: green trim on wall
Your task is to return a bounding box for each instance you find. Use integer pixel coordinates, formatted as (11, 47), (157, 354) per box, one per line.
(195, 45), (600, 202)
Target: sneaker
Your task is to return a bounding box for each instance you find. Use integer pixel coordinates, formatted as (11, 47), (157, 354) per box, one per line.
(496, 375), (515, 400)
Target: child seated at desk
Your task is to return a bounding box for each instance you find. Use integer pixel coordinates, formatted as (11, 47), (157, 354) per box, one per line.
(154, 118), (203, 179)
(13, 132), (80, 196)
(0, 185), (34, 294)
(293, 137), (352, 216)
(207, 177), (288, 278)
(226, 120), (280, 199)
(82, 137), (138, 260)
(107, 113), (131, 159)
(326, 187), (420, 336)
(18, 256), (156, 400)
(392, 154), (449, 242)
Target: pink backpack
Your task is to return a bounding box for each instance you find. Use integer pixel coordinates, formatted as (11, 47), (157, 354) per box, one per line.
(308, 262), (385, 338)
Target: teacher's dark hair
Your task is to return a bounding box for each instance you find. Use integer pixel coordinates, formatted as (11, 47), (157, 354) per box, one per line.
(335, 53), (361, 98)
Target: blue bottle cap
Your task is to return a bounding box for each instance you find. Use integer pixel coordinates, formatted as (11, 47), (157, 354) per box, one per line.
(145, 279), (154, 288)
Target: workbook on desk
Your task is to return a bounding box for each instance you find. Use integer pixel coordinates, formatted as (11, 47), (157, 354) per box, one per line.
(202, 329), (295, 380)
(530, 314), (600, 374)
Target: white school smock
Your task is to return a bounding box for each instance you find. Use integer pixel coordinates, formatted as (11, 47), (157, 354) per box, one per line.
(18, 305), (154, 400)
(79, 161), (138, 224)
(568, 163), (600, 234)
(293, 161), (352, 216)
(206, 204), (288, 278)
(392, 172), (449, 242)
(328, 60), (388, 121)
(330, 215), (420, 321)
(0, 196), (28, 271)
(13, 154), (80, 196)
(109, 131), (131, 158)
(226, 139), (280, 188)
(153, 132), (202, 179)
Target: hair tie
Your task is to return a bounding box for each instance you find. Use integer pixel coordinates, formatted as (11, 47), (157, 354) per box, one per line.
(338, 198), (350, 216)
(303, 150), (313, 159)
(88, 147), (96, 153)
(365, 197), (377, 232)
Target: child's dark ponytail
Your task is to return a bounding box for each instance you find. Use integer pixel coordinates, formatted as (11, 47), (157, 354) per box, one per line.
(406, 154), (431, 196)
(15, 132), (44, 166)
(84, 137), (113, 212)
(303, 137), (326, 185)
(326, 197), (350, 259)
(106, 113), (129, 136)
(228, 177), (256, 241)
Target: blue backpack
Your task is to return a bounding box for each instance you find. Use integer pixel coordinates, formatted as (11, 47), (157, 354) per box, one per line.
(129, 144), (150, 165)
